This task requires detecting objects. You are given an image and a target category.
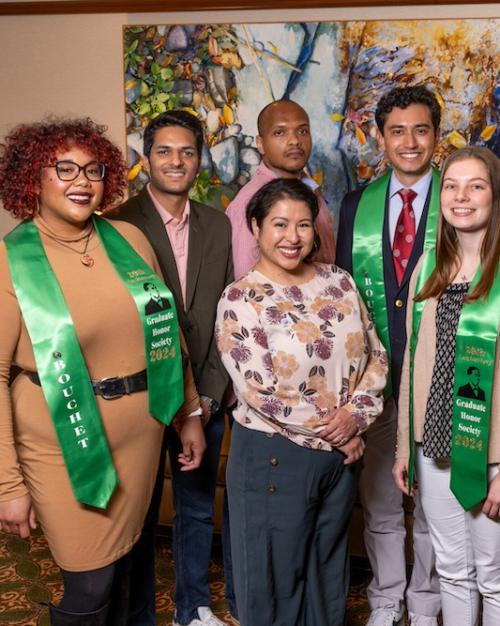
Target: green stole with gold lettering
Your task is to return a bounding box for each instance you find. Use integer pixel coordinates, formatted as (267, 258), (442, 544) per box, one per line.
(5, 217), (184, 509)
(408, 250), (500, 509)
(352, 168), (440, 396)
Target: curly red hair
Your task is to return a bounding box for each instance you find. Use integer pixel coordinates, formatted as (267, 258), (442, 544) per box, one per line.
(0, 117), (127, 219)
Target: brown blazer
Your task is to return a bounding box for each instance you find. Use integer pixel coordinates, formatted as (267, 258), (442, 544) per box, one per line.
(113, 188), (234, 405)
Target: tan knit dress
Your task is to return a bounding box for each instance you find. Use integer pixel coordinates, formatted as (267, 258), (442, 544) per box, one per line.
(0, 216), (199, 571)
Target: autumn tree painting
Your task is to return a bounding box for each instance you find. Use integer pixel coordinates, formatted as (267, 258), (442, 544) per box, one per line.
(123, 19), (499, 223)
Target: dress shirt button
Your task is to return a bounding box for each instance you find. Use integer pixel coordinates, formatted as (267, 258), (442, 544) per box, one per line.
(269, 458), (279, 466)
(395, 299), (404, 308)
(267, 485), (277, 493)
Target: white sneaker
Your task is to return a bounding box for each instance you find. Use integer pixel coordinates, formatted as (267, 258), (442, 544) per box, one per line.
(173, 606), (226, 626)
(409, 612), (438, 626)
(366, 608), (404, 626)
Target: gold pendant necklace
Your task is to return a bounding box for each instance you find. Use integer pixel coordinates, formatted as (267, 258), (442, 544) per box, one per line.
(44, 227), (95, 267)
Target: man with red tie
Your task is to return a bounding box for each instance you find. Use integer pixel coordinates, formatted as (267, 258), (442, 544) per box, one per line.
(336, 86), (442, 626)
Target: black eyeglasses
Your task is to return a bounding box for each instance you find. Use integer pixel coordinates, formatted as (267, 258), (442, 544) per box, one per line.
(45, 160), (106, 182)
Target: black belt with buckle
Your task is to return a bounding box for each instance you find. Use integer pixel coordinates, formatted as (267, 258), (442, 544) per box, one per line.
(27, 369), (148, 400)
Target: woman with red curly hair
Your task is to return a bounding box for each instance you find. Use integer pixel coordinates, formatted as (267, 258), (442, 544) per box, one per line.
(0, 118), (204, 625)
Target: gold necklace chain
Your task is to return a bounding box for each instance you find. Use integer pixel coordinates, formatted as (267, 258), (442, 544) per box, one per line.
(44, 228), (95, 267)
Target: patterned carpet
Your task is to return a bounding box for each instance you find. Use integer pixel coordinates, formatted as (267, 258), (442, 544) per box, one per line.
(0, 528), (372, 625)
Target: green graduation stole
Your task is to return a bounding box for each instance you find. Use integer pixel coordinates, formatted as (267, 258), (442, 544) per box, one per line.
(5, 217), (184, 509)
(408, 250), (500, 510)
(352, 168), (440, 396)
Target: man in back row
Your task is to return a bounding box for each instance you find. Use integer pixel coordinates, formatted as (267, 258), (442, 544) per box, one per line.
(226, 99), (336, 279)
(336, 86), (442, 626)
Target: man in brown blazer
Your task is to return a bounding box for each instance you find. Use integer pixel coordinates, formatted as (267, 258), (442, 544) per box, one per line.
(115, 110), (233, 626)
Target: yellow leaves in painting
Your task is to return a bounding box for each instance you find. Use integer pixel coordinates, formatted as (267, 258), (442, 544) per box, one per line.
(445, 125), (495, 150)
(434, 91), (445, 111)
(447, 130), (467, 149)
(204, 94), (217, 111)
(182, 107), (199, 119)
(480, 125), (496, 141)
(357, 161), (375, 181)
(127, 163), (142, 181)
(222, 104), (234, 125)
(213, 52), (242, 69)
(330, 109), (370, 147)
(208, 33), (241, 69)
(124, 78), (138, 91)
(354, 125), (367, 145)
(312, 171), (324, 186)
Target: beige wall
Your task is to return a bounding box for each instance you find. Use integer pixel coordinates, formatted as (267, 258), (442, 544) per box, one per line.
(1, 3), (499, 237)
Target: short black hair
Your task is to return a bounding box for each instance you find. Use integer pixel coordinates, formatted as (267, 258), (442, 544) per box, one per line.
(143, 282), (155, 291)
(143, 110), (204, 157)
(467, 366), (480, 375)
(375, 85), (441, 133)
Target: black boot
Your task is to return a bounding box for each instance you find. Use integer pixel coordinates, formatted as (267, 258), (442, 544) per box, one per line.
(49, 602), (109, 625)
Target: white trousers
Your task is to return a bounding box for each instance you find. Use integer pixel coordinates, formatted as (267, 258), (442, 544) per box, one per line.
(417, 447), (500, 626)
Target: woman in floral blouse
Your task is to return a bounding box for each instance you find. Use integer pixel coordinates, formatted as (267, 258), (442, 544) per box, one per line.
(216, 178), (388, 626)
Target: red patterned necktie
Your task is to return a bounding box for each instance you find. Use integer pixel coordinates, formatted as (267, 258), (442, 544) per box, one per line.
(393, 188), (417, 284)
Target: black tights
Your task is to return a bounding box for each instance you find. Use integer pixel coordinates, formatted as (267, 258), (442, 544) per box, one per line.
(59, 564), (114, 612)
(59, 554), (131, 619)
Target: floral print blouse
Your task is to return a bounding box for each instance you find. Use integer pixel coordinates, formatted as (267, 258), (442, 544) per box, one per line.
(215, 263), (388, 451)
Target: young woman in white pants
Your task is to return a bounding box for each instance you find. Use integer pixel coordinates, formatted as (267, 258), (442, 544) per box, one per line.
(394, 146), (500, 626)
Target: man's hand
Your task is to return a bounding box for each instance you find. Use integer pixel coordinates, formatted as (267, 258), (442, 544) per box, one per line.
(0, 494), (37, 538)
(392, 458), (413, 496)
(199, 397), (212, 427)
(319, 407), (357, 446)
(338, 436), (365, 464)
(178, 415), (206, 471)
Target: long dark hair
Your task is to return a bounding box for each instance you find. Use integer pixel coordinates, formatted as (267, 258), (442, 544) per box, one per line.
(416, 146), (500, 303)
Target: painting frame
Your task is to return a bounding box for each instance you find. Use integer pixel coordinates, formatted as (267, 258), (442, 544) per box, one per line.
(1, 0), (500, 16)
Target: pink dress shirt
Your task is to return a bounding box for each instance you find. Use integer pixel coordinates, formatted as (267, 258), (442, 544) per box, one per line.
(147, 184), (190, 309)
(225, 162), (336, 280)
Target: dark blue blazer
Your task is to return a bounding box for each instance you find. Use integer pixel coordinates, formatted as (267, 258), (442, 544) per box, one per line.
(335, 181), (435, 400)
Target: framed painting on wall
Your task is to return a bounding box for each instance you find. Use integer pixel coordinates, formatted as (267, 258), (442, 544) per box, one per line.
(123, 18), (500, 224)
